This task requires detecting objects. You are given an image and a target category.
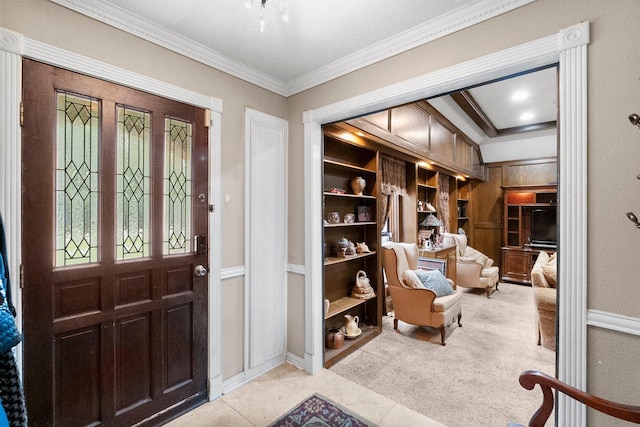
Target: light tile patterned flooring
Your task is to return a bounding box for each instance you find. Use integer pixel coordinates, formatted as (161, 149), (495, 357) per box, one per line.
(166, 362), (447, 426)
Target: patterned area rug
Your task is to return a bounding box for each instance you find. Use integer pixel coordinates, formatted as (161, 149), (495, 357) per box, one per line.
(268, 393), (378, 427)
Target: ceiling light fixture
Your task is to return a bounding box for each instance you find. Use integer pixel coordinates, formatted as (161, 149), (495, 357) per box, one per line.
(512, 90), (529, 101)
(520, 111), (535, 121)
(245, 0), (289, 33)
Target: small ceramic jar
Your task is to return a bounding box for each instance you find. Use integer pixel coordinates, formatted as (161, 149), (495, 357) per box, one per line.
(327, 211), (340, 224)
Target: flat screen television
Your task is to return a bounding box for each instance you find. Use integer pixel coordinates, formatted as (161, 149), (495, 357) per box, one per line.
(531, 208), (557, 248)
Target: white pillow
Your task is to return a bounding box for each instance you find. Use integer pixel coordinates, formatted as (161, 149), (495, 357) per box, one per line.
(402, 270), (425, 289)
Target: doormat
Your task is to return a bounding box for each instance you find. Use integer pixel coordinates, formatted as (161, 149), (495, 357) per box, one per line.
(268, 393), (378, 427)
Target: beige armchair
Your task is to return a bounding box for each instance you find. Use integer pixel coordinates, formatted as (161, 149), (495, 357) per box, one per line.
(530, 251), (556, 351)
(442, 233), (499, 298)
(381, 242), (462, 345)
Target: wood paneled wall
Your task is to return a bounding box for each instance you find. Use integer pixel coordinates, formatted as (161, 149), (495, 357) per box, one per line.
(473, 157), (557, 270)
(471, 165), (504, 266)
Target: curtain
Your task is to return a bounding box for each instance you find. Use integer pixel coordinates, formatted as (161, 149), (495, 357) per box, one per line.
(380, 155), (407, 230)
(438, 174), (450, 233)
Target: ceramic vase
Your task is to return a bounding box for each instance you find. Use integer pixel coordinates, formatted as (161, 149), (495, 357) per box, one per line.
(351, 176), (366, 196)
(325, 328), (344, 349)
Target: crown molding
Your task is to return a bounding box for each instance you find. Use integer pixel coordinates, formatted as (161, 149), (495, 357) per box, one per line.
(49, 0), (288, 95)
(49, 0), (536, 97)
(287, 0), (536, 96)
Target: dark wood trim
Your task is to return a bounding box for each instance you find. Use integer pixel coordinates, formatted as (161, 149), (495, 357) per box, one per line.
(451, 90), (557, 137)
(486, 156), (557, 167)
(497, 121), (557, 136)
(451, 91), (498, 137)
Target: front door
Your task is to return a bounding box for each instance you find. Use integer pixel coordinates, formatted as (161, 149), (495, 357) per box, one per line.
(21, 59), (209, 426)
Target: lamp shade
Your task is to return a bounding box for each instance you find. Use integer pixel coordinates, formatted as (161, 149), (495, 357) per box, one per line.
(420, 213), (442, 228)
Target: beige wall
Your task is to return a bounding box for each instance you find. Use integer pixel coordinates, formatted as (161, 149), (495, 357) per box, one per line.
(3, 0), (640, 418)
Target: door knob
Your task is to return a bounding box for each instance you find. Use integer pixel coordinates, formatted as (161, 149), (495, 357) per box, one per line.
(194, 265), (208, 277)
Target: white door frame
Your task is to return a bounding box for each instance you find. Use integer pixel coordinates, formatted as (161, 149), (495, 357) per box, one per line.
(0, 27), (225, 400)
(304, 22), (589, 426)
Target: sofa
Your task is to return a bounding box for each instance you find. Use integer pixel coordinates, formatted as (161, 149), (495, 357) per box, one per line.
(530, 251), (557, 351)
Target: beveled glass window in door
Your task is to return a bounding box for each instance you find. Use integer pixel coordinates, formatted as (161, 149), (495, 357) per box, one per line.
(116, 106), (151, 260)
(55, 92), (100, 266)
(163, 118), (193, 255)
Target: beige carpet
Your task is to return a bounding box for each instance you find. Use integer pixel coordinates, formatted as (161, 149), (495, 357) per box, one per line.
(329, 282), (555, 427)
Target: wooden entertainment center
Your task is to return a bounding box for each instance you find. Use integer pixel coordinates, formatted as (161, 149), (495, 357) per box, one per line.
(501, 185), (557, 285)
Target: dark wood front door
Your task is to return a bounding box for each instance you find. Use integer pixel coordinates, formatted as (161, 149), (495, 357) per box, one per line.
(21, 59), (209, 426)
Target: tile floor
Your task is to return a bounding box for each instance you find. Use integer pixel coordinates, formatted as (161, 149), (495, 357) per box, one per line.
(166, 362), (447, 427)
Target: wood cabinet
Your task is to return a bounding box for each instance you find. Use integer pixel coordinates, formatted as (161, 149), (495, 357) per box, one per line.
(457, 179), (470, 235)
(502, 185), (557, 284)
(416, 165), (439, 244)
(414, 165), (472, 246)
(322, 128), (382, 368)
(502, 247), (555, 285)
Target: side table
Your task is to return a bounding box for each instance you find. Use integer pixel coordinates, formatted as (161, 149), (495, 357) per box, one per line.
(418, 243), (457, 284)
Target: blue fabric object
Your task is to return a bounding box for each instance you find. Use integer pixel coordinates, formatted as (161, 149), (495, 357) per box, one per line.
(0, 398), (8, 427)
(0, 252), (20, 354)
(414, 269), (454, 297)
(0, 218), (20, 354)
(0, 216), (13, 316)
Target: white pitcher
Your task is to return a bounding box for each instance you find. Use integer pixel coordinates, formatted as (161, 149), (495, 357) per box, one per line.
(344, 315), (359, 335)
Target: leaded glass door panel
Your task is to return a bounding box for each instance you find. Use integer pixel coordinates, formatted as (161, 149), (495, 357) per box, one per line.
(22, 59), (209, 426)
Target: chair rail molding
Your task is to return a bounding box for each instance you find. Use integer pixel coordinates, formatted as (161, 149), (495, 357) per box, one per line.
(287, 263), (305, 275)
(587, 310), (640, 337)
(304, 21), (589, 427)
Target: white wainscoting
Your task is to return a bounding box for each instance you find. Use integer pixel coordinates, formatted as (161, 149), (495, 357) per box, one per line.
(244, 108), (288, 379)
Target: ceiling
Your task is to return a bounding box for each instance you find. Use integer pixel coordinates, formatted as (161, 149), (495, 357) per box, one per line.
(51, 0), (536, 96)
(51, 0), (556, 159)
(428, 66), (558, 144)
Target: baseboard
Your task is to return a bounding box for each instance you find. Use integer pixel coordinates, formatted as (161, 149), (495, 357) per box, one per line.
(286, 351), (305, 370)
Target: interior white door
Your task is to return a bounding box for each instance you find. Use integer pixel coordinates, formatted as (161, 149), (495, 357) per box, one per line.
(244, 108), (288, 376)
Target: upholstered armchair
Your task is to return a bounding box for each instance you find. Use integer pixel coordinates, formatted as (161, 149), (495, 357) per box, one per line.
(442, 233), (499, 298)
(530, 251), (556, 351)
(381, 242), (462, 345)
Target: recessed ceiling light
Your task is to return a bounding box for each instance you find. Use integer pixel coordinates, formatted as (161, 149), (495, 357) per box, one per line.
(512, 90), (529, 102)
(520, 112), (535, 121)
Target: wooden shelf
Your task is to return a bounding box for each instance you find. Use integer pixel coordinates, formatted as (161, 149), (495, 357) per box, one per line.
(322, 128), (382, 369)
(323, 192), (376, 200)
(323, 325), (380, 368)
(324, 159), (375, 174)
(324, 251), (377, 266)
(417, 183), (437, 190)
(324, 222), (376, 228)
(325, 296), (371, 319)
